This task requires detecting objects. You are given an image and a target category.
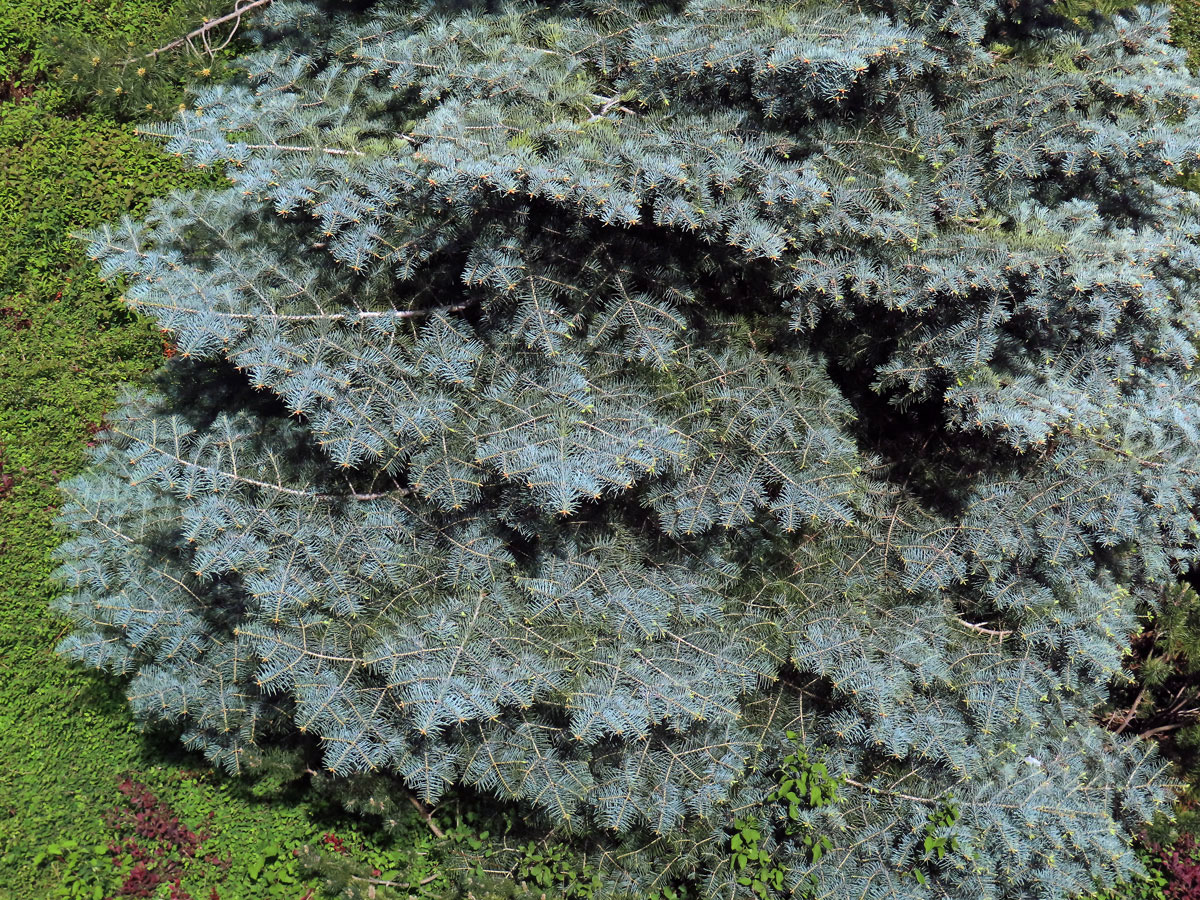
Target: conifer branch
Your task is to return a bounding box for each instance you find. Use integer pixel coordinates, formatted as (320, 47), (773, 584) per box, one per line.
(127, 298), (470, 323)
(233, 143), (367, 157)
(316, 488), (413, 501)
(130, 129), (368, 158)
(360, 872), (440, 889)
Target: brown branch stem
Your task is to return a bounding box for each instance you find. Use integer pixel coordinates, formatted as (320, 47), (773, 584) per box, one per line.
(1139, 721), (1194, 741)
(1112, 683), (1147, 735)
(359, 872), (439, 888)
(405, 791), (446, 839)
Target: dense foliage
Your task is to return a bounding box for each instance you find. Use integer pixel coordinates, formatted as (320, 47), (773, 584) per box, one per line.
(53, 0), (1200, 896)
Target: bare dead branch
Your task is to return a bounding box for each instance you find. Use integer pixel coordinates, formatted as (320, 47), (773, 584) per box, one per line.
(131, 129), (369, 158)
(953, 618), (1013, 639)
(127, 0), (274, 63)
(843, 777), (945, 806)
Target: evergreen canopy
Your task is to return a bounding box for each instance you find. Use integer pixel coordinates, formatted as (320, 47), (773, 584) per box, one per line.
(53, 0), (1200, 895)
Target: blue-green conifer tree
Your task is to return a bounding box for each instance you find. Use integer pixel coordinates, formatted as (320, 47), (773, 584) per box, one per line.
(52, 0), (1200, 895)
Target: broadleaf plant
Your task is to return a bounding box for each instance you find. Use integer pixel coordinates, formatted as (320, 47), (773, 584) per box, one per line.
(52, 0), (1200, 896)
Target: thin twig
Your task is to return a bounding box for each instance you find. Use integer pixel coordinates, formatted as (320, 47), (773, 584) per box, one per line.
(209, 4), (243, 54)
(359, 872), (440, 888)
(139, 300), (473, 323)
(843, 777), (944, 806)
(131, 131), (368, 158)
(50, 623), (72, 648)
(333, 473), (413, 502)
(1111, 683), (1147, 735)
(225, 142), (366, 157)
(336, 489), (412, 501)
(953, 618), (1013, 638)
(128, 0), (274, 63)
(586, 93), (636, 122)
